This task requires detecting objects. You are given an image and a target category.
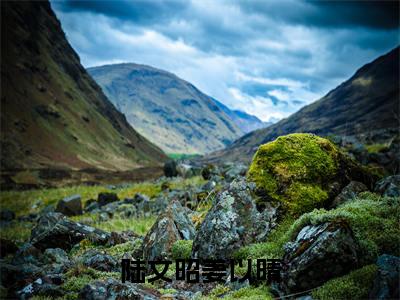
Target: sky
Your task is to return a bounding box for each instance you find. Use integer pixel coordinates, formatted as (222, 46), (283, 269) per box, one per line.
(51, 0), (399, 122)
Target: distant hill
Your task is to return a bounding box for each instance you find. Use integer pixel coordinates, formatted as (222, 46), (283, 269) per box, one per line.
(207, 47), (400, 163)
(0, 1), (167, 171)
(212, 99), (270, 133)
(88, 64), (266, 154)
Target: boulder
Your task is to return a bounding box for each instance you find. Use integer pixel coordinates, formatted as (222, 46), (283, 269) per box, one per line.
(30, 212), (110, 250)
(281, 221), (360, 293)
(97, 193), (119, 207)
(374, 175), (400, 197)
(81, 249), (118, 272)
(42, 248), (69, 265)
(247, 133), (374, 216)
(17, 278), (64, 299)
(142, 201), (196, 261)
(192, 178), (277, 260)
(330, 181), (368, 208)
(55, 194), (82, 216)
(369, 254), (399, 299)
(78, 278), (160, 300)
(164, 160), (178, 177)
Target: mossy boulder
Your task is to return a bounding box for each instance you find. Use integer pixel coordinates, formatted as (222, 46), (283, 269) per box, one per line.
(247, 133), (374, 216)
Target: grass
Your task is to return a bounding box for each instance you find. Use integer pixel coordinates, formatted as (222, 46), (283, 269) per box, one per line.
(311, 264), (378, 300)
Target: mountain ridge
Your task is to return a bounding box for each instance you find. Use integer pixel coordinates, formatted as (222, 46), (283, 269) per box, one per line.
(206, 46), (400, 163)
(0, 1), (167, 172)
(88, 63), (267, 154)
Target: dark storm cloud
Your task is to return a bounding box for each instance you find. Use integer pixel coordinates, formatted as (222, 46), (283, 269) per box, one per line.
(55, 0), (188, 25)
(51, 0), (399, 122)
(238, 0), (399, 30)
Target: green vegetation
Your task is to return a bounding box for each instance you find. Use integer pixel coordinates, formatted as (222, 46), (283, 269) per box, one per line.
(312, 264), (378, 300)
(286, 192), (400, 263)
(171, 240), (193, 260)
(247, 133), (340, 216)
(201, 285), (273, 300)
(365, 143), (389, 153)
(167, 153), (200, 160)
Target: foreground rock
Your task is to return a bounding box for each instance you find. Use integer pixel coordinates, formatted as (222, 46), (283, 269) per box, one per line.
(78, 278), (160, 300)
(55, 194), (82, 216)
(30, 212), (110, 250)
(330, 181), (368, 208)
(374, 175), (400, 197)
(142, 201), (195, 261)
(369, 254), (399, 299)
(247, 133), (375, 216)
(281, 222), (360, 293)
(192, 178), (277, 260)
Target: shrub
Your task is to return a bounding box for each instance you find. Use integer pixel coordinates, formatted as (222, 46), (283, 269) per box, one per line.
(171, 240), (193, 260)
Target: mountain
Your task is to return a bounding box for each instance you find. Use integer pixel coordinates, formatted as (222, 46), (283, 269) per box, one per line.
(0, 1), (167, 171)
(212, 99), (270, 133)
(207, 47), (400, 163)
(88, 64), (261, 154)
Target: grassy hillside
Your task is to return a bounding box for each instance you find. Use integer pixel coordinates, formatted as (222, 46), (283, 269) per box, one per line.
(0, 1), (167, 172)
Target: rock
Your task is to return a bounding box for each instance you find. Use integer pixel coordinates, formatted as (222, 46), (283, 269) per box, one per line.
(81, 249), (118, 272)
(0, 238), (18, 258)
(85, 199), (99, 212)
(247, 133), (375, 216)
(134, 193), (150, 205)
(55, 194), (82, 216)
(30, 212), (110, 250)
(97, 192), (119, 207)
(222, 163), (248, 181)
(18, 278), (64, 299)
(330, 181), (369, 208)
(42, 248), (69, 265)
(12, 243), (43, 265)
(192, 178), (277, 260)
(281, 222), (360, 293)
(0, 209), (15, 222)
(374, 175), (400, 197)
(78, 278), (160, 300)
(164, 160), (178, 177)
(369, 254), (399, 299)
(107, 231), (138, 246)
(142, 201), (196, 261)
(201, 180), (216, 192)
(176, 163), (195, 178)
(201, 164), (220, 180)
(0, 261), (42, 291)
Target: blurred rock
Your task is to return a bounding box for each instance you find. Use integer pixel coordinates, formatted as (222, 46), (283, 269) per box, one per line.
(55, 194), (82, 216)
(330, 181), (368, 208)
(369, 254), (399, 299)
(374, 175), (400, 197)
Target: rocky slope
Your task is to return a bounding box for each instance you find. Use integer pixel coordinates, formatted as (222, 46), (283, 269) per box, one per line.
(0, 1), (166, 171)
(207, 47), (400, 163)
(88, 64), (265, 154)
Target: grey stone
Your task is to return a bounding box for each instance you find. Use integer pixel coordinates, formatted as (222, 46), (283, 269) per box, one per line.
(97, 192), (119, 207)
(281, 222), (360, 293)
(55, 194), (82, 216)
(142, 201), (196, 261)
(330, 181), (368, 208)
(30, 212), (110, 251)
(192, 177), (277, 260)
(369, 254), (399, 299)
(374, 175), (400, 197)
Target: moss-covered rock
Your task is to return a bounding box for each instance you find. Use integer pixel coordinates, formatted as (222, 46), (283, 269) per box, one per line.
(247, 133), (373, 216)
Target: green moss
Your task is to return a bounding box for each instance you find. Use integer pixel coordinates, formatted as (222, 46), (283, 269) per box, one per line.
(286, 193), (400, 264)
(247, 133), (340, 216)
(171, 240), (193, 260)
(201, 285), (273, 300)
(311, 264), (378, 300)
(365, 143), (388, 154)
(105, 240), (142, 260)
